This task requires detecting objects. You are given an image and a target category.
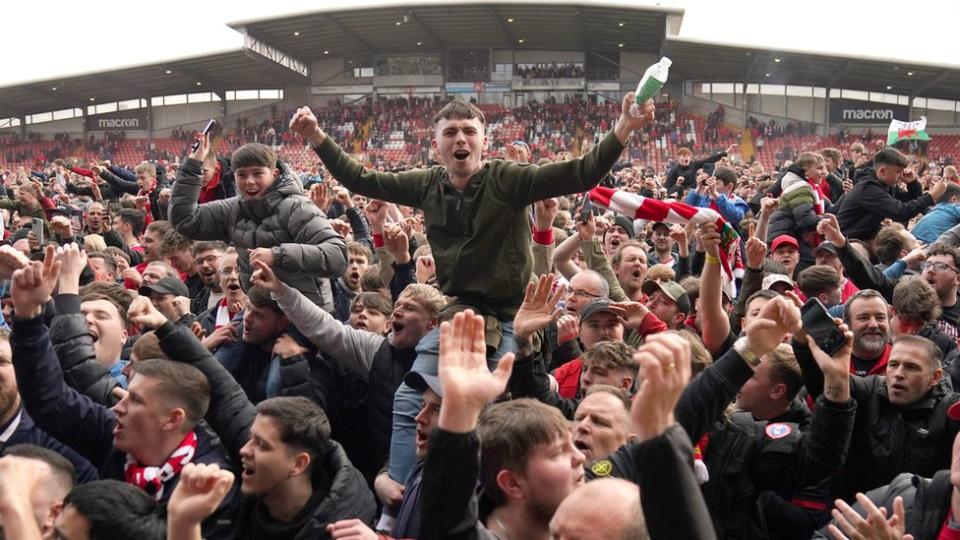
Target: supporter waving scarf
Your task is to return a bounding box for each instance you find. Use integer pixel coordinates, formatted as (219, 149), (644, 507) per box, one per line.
(588, 186), (740, 298)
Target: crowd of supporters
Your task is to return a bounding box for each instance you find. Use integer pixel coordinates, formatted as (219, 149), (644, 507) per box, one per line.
(0, 89), (959, 539)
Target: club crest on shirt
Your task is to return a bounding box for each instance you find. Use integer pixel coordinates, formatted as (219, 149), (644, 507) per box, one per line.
(764, 423), (792, 440)
(590, 459), (613, 477)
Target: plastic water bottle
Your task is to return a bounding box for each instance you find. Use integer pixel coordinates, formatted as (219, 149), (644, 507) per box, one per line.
(630, 57), (671, 118)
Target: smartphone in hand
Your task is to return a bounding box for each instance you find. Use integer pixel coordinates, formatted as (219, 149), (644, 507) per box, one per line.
(192, 119), (218, 152)
(31, 218), (44, 245)
(800, 298), (846, 356)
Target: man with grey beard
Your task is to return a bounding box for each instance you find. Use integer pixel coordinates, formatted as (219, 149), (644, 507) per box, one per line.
(843, 290), (893, 376)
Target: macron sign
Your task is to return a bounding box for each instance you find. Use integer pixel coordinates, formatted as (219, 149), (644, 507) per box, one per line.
(830, 98), (908, 125)
(85, 109), (149, 131)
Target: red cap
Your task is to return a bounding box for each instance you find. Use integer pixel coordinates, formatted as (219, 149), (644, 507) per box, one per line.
(770, 234), (800, 253)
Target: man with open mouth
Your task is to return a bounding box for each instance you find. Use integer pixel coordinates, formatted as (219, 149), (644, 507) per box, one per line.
(290, 89), (657, 488)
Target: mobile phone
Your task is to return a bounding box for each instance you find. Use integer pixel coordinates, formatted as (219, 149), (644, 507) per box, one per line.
(31, 218), (44, 245)
(70, 209), (83, 232)
(800, 298), (847, 356)
(191, 119), (218, 152)
(579, 198), (593, 224)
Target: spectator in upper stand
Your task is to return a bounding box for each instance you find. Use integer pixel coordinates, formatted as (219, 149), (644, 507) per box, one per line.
(190, 241), (227, 315)
(818, 147), (850, 204)
(769, 234), (801, 281)
(813, 241), (859, 303)
(837, 146), (947, 243)
(170, 136), (348, 308)
(665, 144), (738, 196)
(911, 182), (960, 245)
(766, 152), (829, 271)
(684, 166), (750, 227)
(332, 241), (372, 323)
(93, 161), (167, 222)
(111, 209), (146, 264)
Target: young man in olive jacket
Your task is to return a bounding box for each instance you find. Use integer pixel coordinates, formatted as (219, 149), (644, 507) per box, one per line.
(290, 92), (656, 487)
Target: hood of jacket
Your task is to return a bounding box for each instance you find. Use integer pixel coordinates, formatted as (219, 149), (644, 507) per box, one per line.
(300, 441), (376, 535)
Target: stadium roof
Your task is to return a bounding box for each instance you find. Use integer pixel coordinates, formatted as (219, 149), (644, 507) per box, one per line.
(1, 1), (959, 120)
(229, 1), (680, 60)
(0, 49), (308, 119)
(664, 37), (960, 102)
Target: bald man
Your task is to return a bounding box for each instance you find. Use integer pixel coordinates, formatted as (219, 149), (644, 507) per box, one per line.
(550, 478), (643, 539)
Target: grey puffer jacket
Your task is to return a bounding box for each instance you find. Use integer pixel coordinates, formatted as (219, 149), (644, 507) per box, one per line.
(169, 158), (347, 306)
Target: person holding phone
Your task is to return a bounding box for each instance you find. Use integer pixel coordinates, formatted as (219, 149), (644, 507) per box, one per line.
(795, 318), (960, 502)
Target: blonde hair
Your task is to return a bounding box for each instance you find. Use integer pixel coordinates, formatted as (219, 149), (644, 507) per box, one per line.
(135, 162), (156, 178)
(398, 283), (446, 318)
(83, 234), (107, 253)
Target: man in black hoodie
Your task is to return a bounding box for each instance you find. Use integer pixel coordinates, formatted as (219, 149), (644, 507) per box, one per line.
(837, 146), (946, 242)
(665, 144), (738, 196)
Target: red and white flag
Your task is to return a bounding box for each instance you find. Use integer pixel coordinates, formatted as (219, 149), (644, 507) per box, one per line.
(588, 186), (740, 298)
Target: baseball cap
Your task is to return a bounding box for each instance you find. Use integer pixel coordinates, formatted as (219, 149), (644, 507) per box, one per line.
(606, 216), (635, 239)
(641, 280), (692, 315)
(139, 276), (189, 298)
(814, 241), (840, 257)
(405, 371), (443, 397)
(762, 273), (795, 291)
(770, 235), (800, 253)
(651, 221), (671, 232)
(579, 299), (626, 323)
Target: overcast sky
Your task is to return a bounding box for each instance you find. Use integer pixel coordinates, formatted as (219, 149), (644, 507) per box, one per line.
(3, 0), (957, 86)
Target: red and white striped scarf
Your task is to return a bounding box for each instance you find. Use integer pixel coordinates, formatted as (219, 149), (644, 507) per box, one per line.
(124, 430), (197, 500)
(588, 186), (740, 298)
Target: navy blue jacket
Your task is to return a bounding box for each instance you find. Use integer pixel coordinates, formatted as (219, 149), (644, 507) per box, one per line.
(12, 316), (237, 538)
(1, 406), (99, 483)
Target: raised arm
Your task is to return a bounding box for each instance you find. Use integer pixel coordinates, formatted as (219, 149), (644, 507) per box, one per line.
(128, 295), (257, 460)
(10, 249), (117, 466)
(251, 260), (382, 376)
(820, 214), (897, 301)
(552, 228), (584, 281)
(698, 223), (730, 354)
(421, 310), (517, 540)
(168, 135), (233, 241)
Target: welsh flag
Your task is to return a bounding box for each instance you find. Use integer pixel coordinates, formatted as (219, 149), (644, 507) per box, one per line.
(887, 116), (931, 146)
(588, 186), (740, 298)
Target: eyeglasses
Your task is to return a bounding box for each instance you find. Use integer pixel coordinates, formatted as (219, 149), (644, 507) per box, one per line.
(921, 261), (959, 274)
(567, 289), (601, 299)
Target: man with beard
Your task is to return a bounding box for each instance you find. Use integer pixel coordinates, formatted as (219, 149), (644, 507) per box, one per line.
(332, 241), (371, 324)
(647, 222), (678, 270)
(844, 290), (893, 377)
(797, 333), (960, 500)
(250, 260), (444, 486)
(190, 241), (226, 315)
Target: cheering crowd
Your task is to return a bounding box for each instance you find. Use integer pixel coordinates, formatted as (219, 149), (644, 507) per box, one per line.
(0, 88), (957, 540)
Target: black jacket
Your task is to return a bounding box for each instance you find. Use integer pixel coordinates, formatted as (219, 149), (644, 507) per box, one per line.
(836, 168), (934, 241)
(814, 470), (953, 539)
(99, 169), (169, 222)
(796, 339), (960, 499)
(12, 317), (237, 538)
(669, 343), (857, 540)
(665, 151), (728, 195)
(49, 294), (122, 407)
(421, 425), (716, 540)
(153, 321), (376, 539)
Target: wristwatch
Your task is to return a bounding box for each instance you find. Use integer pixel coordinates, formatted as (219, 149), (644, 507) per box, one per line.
(733, 336), (761, 368)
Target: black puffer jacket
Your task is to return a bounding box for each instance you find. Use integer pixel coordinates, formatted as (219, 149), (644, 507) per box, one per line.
(836, 167), (934, 241)
(49, 294), (121, 406)
(169, 157), (347, 306)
